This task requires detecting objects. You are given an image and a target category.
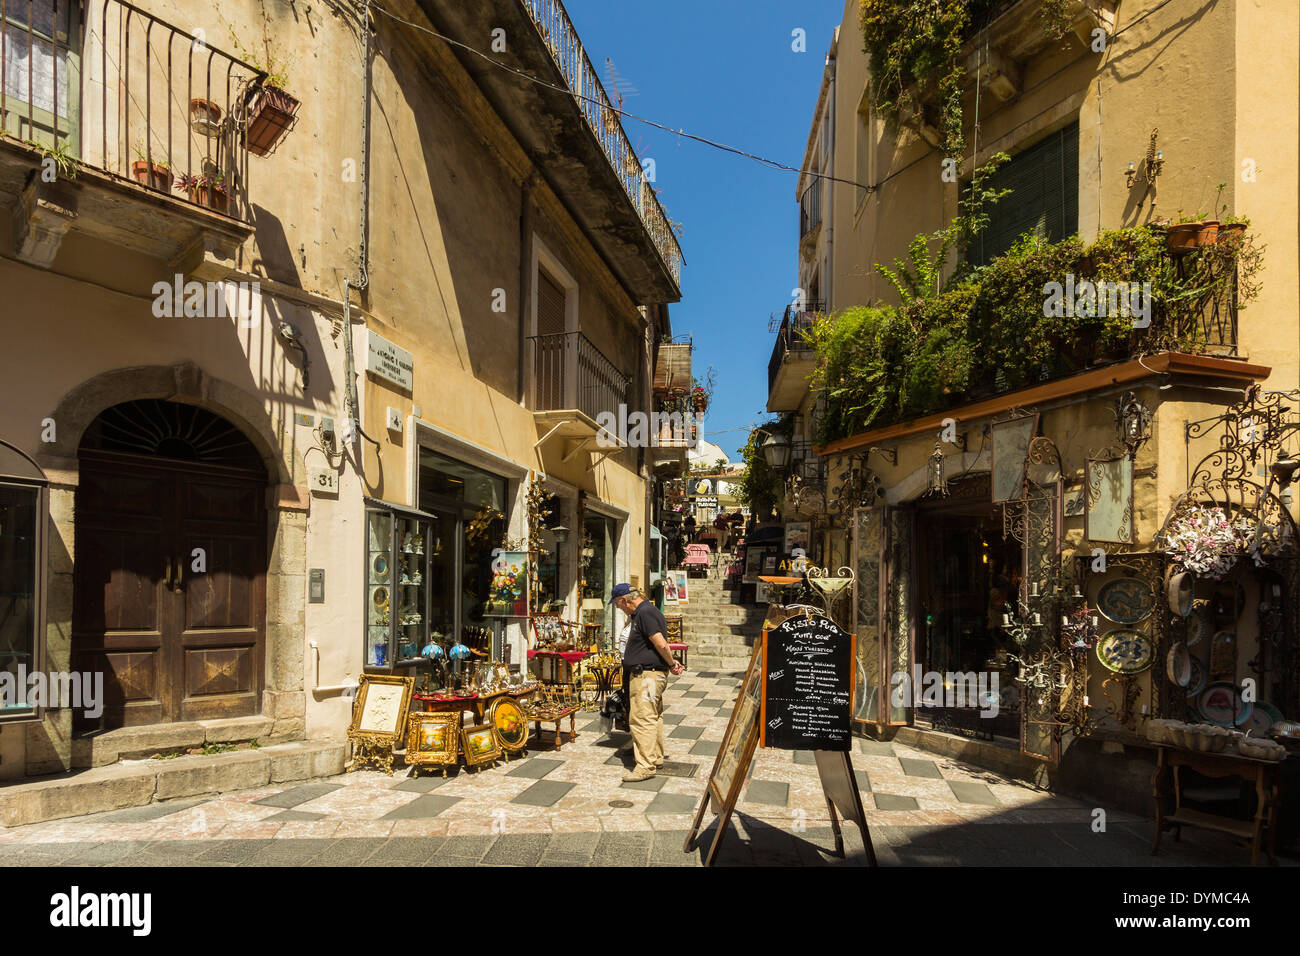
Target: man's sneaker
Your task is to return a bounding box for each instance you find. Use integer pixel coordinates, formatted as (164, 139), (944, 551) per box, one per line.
(622, 768), (657, 783)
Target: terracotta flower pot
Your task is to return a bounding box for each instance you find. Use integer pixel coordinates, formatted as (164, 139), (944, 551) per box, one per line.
(1166, 220), (1219, 253)
(189, 184), (229, 214)
(131, 160), (172, 192)
(1218, 221), (1246, 239)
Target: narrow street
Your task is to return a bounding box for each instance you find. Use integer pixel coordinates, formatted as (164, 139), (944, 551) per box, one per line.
(0, 663), (1274, 866)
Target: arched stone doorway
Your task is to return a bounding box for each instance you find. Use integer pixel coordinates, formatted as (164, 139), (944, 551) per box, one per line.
(73, 399), (268, 729)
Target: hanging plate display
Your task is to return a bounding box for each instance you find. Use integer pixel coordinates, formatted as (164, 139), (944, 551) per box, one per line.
(1186, 605), (1212, 647)
(1165, 569), (1193, 617)
(1241, 707), (1273, 738)
(1186, 657), (1206, 697)
(1097, 577), (1156, 624)
(372, 553), (389, 581)
(1096, 629), (1155, 674)
(1166, 641), (1191, 687)
(1198, 682), (1253, 727)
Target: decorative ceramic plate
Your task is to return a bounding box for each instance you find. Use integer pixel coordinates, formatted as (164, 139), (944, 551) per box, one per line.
(1098, 577), (1156, 624)
(1166, 642), (1191, 687)
(1186, 606), (1212, 647)
(372, 586), (389, 609)
(1259, 702), (1285, 723)
(1198, 682), (1253, 727)
(1096, 629), (1155, 674)
(1242, 708), (1273, 738)
(372, 553), (389, 581)
(1186, 657), (1206, 697)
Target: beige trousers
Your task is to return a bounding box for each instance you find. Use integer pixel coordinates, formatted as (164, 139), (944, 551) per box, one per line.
(627, 670), (668, 773)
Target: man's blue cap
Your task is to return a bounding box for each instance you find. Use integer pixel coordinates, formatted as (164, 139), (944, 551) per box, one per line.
(609, 582), (633, 604)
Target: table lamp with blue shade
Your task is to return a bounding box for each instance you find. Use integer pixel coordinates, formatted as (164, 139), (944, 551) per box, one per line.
(422, 642), (446, 660)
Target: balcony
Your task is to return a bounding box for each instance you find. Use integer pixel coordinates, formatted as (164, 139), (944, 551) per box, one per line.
(529, 330), (632, 467)
(0, 0), (263, 271)
(416, 0), (682, 303)
(767, 303), (822, 413)
(653, 341), (692, 399)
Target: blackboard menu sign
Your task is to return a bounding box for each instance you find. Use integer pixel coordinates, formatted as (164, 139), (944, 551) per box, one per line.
(760, 613), (854, 751)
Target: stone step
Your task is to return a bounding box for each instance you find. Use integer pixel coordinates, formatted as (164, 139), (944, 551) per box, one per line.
(0, 739), (348, 828)
(71, 714), (296, 769)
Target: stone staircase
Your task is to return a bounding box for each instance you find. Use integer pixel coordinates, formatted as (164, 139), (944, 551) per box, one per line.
(674, 555), (765, 674)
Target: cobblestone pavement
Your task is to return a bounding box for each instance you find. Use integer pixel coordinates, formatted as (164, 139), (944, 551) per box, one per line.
(0, 671), (1291, 866)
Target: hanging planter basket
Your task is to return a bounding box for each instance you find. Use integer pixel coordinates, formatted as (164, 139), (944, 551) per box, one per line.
(602, 107), (620, 135)
(245, 85), (300, 157)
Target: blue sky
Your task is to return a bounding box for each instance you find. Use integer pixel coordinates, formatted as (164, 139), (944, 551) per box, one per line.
(564, 1), (844, 462)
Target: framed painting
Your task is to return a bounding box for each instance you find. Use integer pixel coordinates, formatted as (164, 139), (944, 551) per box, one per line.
(405, 712), (460, 771)
(783, 521), (811, 555)
(347, 673), (414, 743)
(461, 722), (502, 768)
(1086, 456), (1133, 543)
(489, 696), (530, 754)
(743, 547), (763, 584)
(485, 550), (529, 617)
(669, 570), (689, 604)
(991, 413), (1039, 503)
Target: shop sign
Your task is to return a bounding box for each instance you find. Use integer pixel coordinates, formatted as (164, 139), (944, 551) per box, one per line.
(366, 330), (414, 391)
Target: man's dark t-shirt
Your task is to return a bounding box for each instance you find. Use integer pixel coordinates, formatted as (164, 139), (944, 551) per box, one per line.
(623, 601), (669, 669)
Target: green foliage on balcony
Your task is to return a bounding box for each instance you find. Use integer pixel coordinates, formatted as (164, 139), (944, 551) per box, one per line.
(810, 224), (1263, 446)
(858, 0), (1073, 159)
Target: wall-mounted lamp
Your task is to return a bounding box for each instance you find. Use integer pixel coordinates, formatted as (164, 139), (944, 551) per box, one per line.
(1115, 391), (1153, 459)
(758, 431), (791, 472)
(550, 525), (570, 545)
(927, 441), (948, 497)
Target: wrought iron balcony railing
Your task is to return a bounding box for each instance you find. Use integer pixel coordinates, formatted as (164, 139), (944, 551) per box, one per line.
(1, 0), (264, 221)
(521, 0), (682, 287)
(767, 302), (823, 397)
(529, 330), (631, 423)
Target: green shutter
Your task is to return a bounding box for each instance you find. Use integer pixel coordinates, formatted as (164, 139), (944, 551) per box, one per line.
(971, 122), (1078, 266)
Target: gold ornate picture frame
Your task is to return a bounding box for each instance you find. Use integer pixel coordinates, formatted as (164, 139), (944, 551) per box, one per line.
(461, 722), (502, 769)
(348, 673), (414, 742)
(406, 711), (461, 773)
(489, 696), (530, 754)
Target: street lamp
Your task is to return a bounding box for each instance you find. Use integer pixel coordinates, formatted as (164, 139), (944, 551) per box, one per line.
(760, 432), (791, 472)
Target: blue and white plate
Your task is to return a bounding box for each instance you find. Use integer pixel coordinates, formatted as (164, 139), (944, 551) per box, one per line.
(1096, 629), (1155, 675)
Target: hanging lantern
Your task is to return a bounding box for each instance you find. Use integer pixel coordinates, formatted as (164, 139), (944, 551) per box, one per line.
(927, 441), (948, 496)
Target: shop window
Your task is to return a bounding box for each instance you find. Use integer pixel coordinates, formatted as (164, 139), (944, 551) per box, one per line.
(0, 441), (48, 722)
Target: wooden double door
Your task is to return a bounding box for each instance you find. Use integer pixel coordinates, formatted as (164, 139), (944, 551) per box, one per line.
(73, 451), (267, 729)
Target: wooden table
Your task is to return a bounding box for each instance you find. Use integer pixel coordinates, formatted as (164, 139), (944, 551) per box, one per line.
(412, 687), (537, 723)
(1151, 744), (1285, 866)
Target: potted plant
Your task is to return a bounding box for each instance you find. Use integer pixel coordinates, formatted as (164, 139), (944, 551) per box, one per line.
(1166, 210), (1219, 252)
(691, 385), (708, 414)
(175, 170), (229, 214)
(131, 140), (172, 191)
(189, 98), (223, 133)
(228, 21), (300, 156)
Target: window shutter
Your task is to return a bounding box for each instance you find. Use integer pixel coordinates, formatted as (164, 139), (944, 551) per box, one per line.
(971, 122), (1078, 266)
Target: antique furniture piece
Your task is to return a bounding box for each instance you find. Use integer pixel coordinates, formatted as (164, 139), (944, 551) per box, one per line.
(405, 712), (461, 776)
(461, 722), (502, 770)
(665, 615), (689, 668)
(346, 673), (415, 775)
(523, 656), (581, 749)
(1151, 744), (1284, 865)
(525, 696), (580, 751)
(412, 688), (511, 723)
(365, 504), (436, 671)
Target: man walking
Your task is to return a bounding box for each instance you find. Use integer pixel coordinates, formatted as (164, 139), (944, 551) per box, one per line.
(610, 583), (685, 782)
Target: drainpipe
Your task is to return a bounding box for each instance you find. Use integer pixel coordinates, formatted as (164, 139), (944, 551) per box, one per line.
(825, 46), (836, 312)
